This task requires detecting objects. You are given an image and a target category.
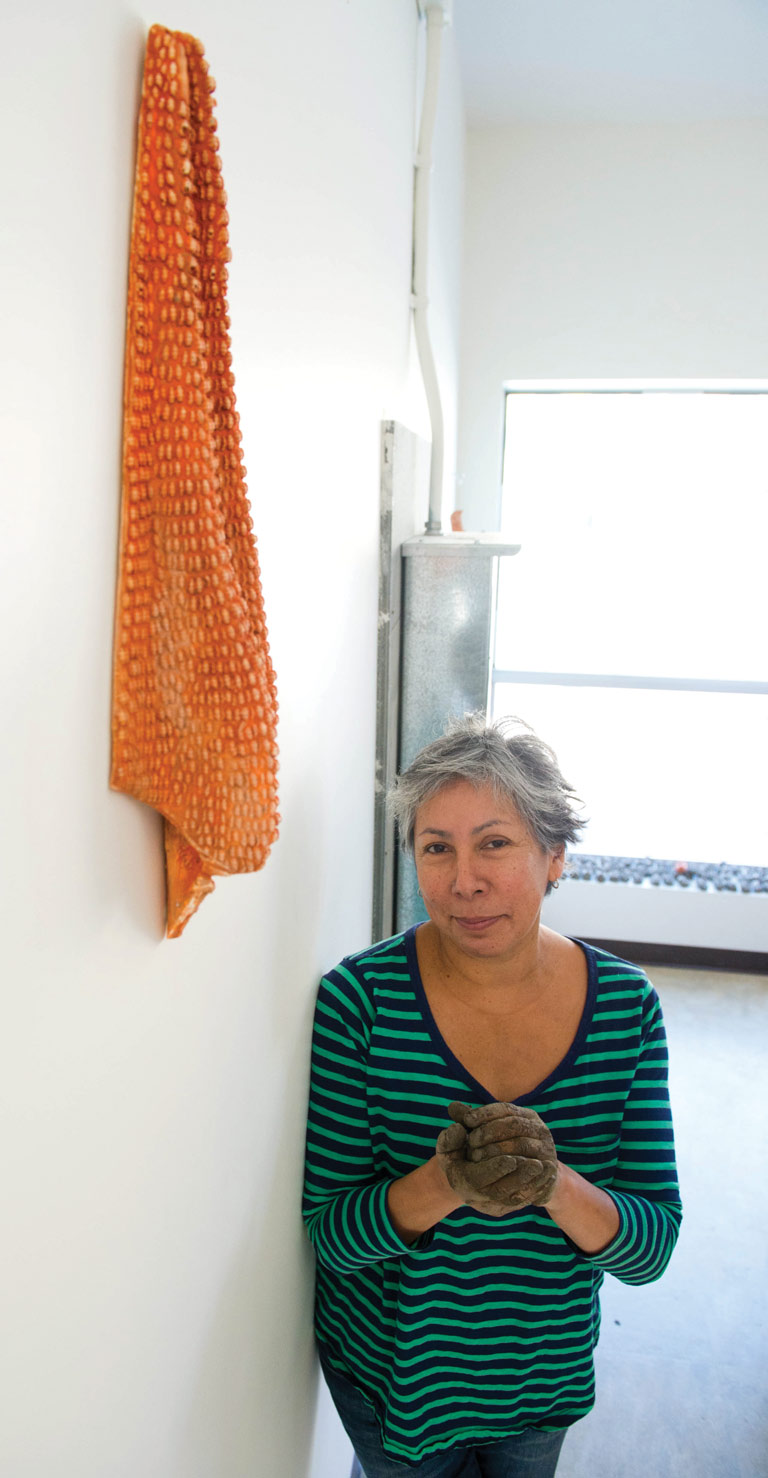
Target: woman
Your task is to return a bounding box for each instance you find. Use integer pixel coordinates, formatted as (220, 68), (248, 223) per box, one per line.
(303, 717), (682, 1477)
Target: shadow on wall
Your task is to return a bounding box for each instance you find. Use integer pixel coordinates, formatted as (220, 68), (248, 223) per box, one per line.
(176, 1022), (319, 1478)
(174, 773), (335, 1477)
(107, 792), (167, 939)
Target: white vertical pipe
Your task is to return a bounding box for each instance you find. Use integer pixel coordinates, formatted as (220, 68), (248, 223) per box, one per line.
(412, 2), (449, 535)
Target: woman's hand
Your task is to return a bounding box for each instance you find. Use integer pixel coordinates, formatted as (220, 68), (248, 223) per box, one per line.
(435, 1117), (522, 1216)
(441, 1101), (559, 1210)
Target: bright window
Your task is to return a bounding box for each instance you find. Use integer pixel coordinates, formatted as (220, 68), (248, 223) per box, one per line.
(492, 385), (768, 866)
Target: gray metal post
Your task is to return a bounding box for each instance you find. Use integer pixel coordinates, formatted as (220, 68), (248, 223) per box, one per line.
(394, 535), (520, 933)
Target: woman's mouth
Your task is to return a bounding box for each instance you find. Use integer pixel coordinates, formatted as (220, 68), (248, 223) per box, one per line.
(454, 915), (501, 931)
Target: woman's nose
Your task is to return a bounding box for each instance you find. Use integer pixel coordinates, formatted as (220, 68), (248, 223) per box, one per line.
(450, 853), (486, 895)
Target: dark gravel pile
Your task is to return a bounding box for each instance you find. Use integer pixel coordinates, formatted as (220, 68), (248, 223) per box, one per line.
(565, 855), (768, 894)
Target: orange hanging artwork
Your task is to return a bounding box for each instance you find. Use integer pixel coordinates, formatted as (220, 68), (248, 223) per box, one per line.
(111, 26), (279, 938)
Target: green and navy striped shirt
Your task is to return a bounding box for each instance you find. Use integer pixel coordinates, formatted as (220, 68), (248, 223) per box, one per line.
(303, 928), (682, 1463)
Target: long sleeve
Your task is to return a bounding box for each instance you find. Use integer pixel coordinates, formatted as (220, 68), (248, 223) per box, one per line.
(575, 985), (682, 1284)
(302, 966), (418, 1273)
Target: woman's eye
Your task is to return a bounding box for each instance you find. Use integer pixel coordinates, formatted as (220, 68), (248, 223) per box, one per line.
(484, 837), (509, 849)
(424, 843), (448, 855)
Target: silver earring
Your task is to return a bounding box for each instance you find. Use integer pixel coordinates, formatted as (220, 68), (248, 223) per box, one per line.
(551, 880), (559, 890)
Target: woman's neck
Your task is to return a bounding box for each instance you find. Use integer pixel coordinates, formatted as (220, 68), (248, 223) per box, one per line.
(419, 919), (559, 1007)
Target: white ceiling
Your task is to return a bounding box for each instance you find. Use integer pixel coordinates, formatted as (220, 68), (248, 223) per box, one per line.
(451, 0), (768, 126)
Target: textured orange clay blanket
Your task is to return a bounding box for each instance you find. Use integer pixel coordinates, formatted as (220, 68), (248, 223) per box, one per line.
(111, 26), (279, 938)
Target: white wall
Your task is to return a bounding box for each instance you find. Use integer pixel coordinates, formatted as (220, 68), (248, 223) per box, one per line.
(0, 4), (464, 1475)
(456, 117), (768, 949)
(457, 120), (768, 529)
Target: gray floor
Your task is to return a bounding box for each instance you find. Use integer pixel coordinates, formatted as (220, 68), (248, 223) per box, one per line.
(558, 965), (768, 1478)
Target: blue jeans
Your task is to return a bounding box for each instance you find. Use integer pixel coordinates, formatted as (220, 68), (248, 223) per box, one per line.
(320, 1355), (568, 1478)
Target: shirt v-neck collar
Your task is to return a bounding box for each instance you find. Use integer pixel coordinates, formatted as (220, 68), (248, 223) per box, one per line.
(403, 924), (598, 1106)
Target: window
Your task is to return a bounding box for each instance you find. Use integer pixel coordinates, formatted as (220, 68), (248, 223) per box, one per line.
(492, 384), (768, 865)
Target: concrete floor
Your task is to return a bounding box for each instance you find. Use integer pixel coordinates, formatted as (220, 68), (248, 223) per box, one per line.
(558, 965), (768, 1478)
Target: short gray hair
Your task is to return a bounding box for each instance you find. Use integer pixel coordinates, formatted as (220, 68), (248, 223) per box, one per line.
(388, 714), (584, 860)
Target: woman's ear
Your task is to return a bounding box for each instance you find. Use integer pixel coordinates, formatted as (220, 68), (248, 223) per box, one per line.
(549, 844), (566, 887)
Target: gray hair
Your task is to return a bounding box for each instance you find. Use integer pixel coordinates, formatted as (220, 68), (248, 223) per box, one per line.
(388, 715), (584, 863)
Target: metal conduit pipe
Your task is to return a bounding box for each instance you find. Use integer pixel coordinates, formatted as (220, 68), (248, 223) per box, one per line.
(412, 2), (449, 535)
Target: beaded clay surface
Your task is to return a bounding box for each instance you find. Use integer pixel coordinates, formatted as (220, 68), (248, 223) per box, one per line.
(111, 26), (279, 937)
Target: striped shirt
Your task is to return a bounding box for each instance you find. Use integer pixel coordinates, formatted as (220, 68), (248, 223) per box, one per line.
(302, 928), (682, 1463)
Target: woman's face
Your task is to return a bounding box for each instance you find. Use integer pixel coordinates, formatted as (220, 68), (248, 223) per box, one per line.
(413, 779), (564, 962)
